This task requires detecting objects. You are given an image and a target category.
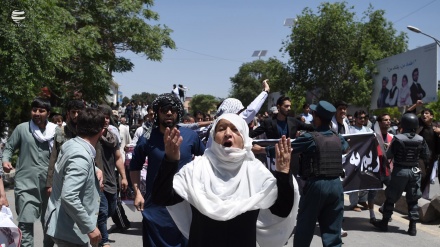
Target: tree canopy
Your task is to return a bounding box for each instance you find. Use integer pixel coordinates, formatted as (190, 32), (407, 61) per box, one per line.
(283, 2), (407, 106)
(189, 94), (219, 116)
(130, 92), (159, 105)
(229, 58), (293, 113)
(0, 0), (175, 127)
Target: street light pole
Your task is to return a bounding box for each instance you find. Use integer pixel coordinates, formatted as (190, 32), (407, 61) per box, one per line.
(407, 25), (440, 47)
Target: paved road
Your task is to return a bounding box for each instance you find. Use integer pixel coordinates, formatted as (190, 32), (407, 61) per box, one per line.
(4, 180), (440, 247)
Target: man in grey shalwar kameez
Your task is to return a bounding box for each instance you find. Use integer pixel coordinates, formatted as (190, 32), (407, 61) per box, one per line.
(2, 98), (57, 247)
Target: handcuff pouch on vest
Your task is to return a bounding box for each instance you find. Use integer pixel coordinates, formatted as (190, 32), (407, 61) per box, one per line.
(299, 132), (343, 179)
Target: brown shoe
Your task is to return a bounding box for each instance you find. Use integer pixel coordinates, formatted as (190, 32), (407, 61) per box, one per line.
(351, 206), (362, 212)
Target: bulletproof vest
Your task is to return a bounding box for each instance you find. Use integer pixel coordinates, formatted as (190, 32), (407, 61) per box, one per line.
(299, 132), (343, 178)
(393, 133), (423, 166)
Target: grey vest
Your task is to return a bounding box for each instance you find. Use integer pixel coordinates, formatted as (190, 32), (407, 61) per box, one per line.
(393, 133), (423, 167)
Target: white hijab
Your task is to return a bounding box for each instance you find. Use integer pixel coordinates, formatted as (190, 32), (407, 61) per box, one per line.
(167, 113), (299, 247)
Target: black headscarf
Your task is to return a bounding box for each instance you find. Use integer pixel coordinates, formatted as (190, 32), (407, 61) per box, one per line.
(151, 93), (184, 127)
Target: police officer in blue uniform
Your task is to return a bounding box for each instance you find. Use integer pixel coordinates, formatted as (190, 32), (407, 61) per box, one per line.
(372, 113), (429, 236)
(292, 101), (349, 247)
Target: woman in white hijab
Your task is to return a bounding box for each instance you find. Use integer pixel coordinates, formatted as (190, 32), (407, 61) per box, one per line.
(152, 113), (299, 247)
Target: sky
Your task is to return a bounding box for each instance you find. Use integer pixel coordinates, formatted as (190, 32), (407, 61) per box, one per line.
(113, 0), (440, 100)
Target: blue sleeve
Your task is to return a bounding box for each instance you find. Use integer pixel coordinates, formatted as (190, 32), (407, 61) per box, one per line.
(290, 134), (315, 154)
(265, 134), (314, 158)
(339, 134), (349, 153)
(193, 134), (205, 156)
(130, 136), (148, 171)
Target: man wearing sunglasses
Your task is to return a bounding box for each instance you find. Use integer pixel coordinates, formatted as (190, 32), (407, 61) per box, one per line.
(348, 110), (374, 218)
(130, 93), (205, 247)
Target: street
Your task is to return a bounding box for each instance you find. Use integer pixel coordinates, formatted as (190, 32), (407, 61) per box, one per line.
(4, 181), (440, 247)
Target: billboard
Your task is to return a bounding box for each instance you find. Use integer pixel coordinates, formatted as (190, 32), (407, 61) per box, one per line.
(118, 91), (123, 103)
(371, 43), (438, 109)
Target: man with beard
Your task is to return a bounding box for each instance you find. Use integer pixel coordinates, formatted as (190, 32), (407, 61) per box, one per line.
(331, 101), (350, 135)
(2, 98), (57, 247)
(348, 110), (373, 213)
(410, 68), (426, 104)
(130, 93), (205, 247)
(250, 96), (314, 174)
(46, 100), (86, 194)
(407, 101), (440, 199)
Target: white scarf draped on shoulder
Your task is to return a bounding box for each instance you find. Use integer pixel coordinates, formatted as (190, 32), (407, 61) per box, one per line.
(167, 113), (299, 247)
(30, 120), (57, 152)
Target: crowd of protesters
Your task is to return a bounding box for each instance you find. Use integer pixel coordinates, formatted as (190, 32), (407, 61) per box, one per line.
(0, 79), (439, 247)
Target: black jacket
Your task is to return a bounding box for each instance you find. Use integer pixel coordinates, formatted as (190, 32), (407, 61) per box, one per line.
(250, 116), (314, 139)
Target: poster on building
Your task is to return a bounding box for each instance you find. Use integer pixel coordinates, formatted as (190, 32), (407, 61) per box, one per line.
(371, 43), (438, 109)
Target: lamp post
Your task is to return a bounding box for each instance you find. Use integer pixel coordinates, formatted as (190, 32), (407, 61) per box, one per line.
(407, 25), (440, 47)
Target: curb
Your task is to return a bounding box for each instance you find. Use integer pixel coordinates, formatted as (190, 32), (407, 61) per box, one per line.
(374, 189), (440, 223)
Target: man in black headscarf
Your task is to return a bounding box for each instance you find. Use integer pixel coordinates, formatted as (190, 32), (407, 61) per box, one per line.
(130, 93), (205, 247)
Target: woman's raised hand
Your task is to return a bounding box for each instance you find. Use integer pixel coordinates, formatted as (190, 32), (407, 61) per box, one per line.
(275, 135), (292, 174)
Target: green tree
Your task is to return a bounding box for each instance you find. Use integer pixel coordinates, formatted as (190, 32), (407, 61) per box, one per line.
(57, 0), (175, 102)
(189, 94), (219, 116)
(229, 58), (293, 113)
(122, 96), (130, 105)
(425, 88), (440, 122)
(283, 2), (407, 106)
(131, 92), (159, 104)
(0, 0), (175, 128)
(1, 0), (74, 127)
(371, 107), (402, 121)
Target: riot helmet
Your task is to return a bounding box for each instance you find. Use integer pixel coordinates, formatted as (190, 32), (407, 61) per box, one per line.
(400, 113), (419, 133)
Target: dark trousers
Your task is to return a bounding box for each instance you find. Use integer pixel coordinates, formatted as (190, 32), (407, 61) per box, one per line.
(141, 205), (188, 247)
(98, 191), (117, 245)
(294, 177), (344, 247)
(383, 166), (422, 221)
(420, 159), (434, 196)
(111, 171), (131, 229)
